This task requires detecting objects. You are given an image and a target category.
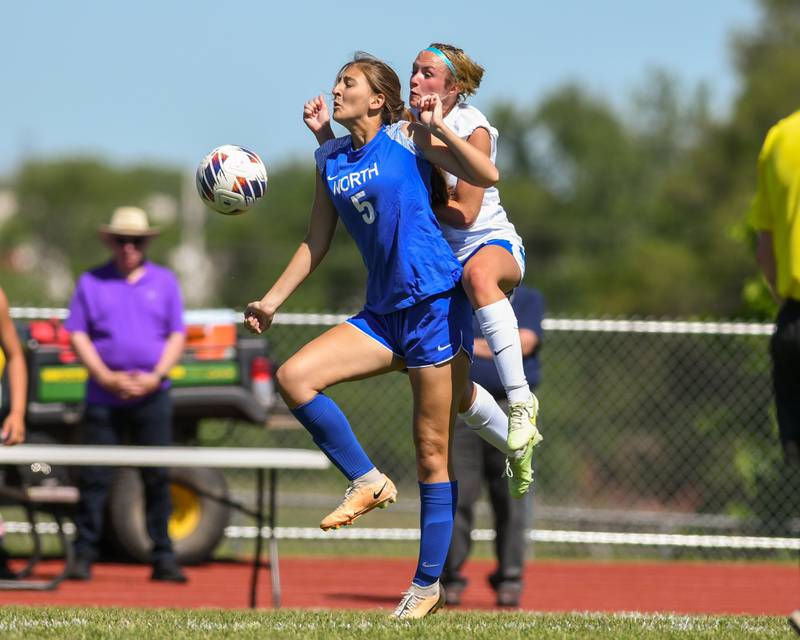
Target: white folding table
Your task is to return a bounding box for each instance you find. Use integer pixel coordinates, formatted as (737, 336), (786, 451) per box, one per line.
(0, 445), (329, 608)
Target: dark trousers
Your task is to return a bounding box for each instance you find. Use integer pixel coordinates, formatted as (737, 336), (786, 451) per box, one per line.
(772, 299), (800, 464)
(442, 405), (531, 590)
(73, 389), (175, 563)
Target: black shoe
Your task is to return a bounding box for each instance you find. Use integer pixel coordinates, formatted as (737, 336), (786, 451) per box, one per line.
(66, 556), (92, 581)
(0, 546), (16, 579)
(495, 582), (522, 607)
(0, 559), (16, 580)
(441, 582), (464, 606)
(151, 559), (188, 583)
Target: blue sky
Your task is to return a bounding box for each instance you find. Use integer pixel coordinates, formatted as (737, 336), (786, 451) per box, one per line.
(2, 0), (758, 178)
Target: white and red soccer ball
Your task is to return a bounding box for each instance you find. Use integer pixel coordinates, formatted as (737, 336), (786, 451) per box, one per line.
(196, 145), (268, 215)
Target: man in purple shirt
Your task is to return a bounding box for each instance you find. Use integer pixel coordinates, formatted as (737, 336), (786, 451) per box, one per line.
(64, 206), (187, 582)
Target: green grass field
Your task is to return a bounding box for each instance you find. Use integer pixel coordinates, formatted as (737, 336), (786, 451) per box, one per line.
(0, 607), (790, 639)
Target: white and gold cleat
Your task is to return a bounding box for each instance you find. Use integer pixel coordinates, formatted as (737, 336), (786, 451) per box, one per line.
(320, 474), (397, 531)
(392, 581), (445, 619)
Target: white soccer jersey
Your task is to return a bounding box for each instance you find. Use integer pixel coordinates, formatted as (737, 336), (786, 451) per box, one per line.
(440, 102), (523, 264)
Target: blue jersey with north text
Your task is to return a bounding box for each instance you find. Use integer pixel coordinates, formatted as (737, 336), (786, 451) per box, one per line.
(314, 124), (462, 313)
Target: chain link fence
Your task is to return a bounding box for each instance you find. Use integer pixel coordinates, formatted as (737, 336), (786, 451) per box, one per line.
(5, 310), (799, 560)
(210, 314), (800, 560)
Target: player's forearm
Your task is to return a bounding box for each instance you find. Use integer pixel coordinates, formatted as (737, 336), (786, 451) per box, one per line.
(259, 243), (321, 312)
(314, 125), (335, 145)
(430, 124), (499, 188)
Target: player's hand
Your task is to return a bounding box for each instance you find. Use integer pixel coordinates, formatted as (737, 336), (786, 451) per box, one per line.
(303, 95), (334, 143)
(244, 301), (275, 335)
(417, 94), (445, 132)
(1, 413), (25, 446)
(303, 95), (330, 131)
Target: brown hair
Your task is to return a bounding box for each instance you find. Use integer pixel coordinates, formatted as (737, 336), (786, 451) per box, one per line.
(428, 42), (484, 101)
(336, 53), (449, 208)
(337, 52), (411, 125)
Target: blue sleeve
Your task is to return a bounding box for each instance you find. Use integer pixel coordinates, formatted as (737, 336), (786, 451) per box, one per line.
(385, 122), (424, 157)
(314, 136), (352, 175)
(512, 288), (544, 341)
(313, 142), (332, 176)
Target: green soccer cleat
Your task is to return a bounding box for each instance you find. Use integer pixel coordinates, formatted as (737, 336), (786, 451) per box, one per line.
(505, 426), (543, 499)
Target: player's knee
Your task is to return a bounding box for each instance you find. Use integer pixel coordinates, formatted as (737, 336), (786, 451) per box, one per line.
(275, 359), (313, 405)
(462, 263), (497, 300)
(415, 437), (448, 479)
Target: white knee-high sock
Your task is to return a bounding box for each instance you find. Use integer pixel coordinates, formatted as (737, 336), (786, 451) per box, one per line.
(475, 298), (531, 404)
(459, 383), (510, 454)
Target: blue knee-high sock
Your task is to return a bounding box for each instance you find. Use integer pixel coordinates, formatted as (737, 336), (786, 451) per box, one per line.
(450, 481), (459, 518)
(413, 481), (454, 586)
(290, 393), (374, 481)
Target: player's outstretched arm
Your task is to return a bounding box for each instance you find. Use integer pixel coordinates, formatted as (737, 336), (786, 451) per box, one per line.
(410, 94), (498, 189)
(303, 95), (335, 145)
(245, 174), (338, 334)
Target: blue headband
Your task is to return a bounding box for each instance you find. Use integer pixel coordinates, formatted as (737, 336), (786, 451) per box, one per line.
(425, 46), (457, 79)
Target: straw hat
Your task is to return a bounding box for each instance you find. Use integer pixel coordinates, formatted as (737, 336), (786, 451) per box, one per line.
(99, 206), (160, 237)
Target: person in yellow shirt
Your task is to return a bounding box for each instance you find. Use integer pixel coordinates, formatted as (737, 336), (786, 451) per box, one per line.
(747, 109), (800, 635)
(749, 110), (800, 463)
(0, 286), (28, 579)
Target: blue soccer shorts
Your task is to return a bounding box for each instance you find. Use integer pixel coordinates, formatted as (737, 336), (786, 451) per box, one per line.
(347, 287), (474, 368)
(463, 238), (527, 282)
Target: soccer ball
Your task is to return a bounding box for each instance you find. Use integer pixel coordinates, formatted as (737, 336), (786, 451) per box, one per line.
(196, 145), (268, 215)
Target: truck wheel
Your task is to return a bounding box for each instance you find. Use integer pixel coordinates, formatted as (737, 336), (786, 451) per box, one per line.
(107, 466), (231, 565)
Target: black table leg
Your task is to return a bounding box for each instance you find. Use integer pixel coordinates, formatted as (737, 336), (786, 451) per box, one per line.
(249, 468), (265, 609)
(268, 468), (281, 608)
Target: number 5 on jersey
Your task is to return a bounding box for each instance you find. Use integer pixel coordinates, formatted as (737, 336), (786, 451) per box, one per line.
(351, 191), (376, 224)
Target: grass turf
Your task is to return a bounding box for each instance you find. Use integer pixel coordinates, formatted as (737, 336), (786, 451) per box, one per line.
(0, 607), (790, 639)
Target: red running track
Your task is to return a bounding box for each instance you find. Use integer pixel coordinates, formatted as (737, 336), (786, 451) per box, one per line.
(0, 558), (796, 615)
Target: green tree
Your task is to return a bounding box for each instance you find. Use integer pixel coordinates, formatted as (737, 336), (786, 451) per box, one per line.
(2, 159), (181, 305)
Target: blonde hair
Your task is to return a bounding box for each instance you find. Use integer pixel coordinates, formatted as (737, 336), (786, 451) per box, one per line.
(337, 52), (410, 125)
(428, 42), (484, 100)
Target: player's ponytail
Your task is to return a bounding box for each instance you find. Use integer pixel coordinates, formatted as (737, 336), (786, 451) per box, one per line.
(429, 168), (450, 208)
